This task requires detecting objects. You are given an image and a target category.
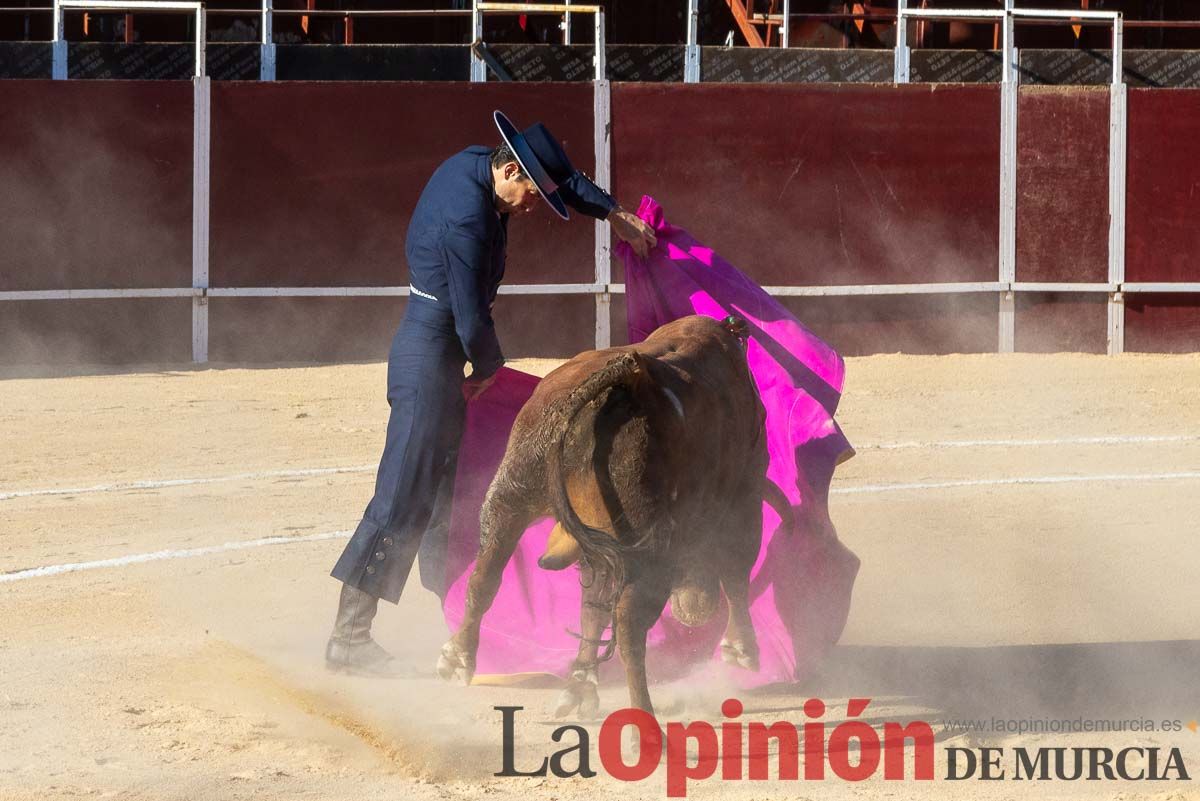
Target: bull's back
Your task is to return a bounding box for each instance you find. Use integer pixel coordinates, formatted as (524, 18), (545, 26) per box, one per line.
(518, 314), (762, 451)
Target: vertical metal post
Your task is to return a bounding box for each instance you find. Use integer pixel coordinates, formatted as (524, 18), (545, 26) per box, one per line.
(1108, 15), (1127, 354)
(780, 0), (790, 48)
(593, 6), (605, 81)
(192, 76), (211, 364)
(893, 0), (909, 82)
(998, 9), (1016, 353)
(51, 0), (66, 79)
(594, 9), (611, 349)
(684, 0), (700, 83)
(194, 6), (205, 78)
(563, 0), (571, 44)
(260, 0), (275, 81)
(470, 0), (486, 82)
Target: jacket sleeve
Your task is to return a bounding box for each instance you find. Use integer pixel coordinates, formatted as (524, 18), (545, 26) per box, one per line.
(440, 224), (506, 379)
(558, 169), (618, 220)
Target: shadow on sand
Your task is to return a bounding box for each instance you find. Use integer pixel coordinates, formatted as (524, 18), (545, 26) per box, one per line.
(748, 639), (1200, 727)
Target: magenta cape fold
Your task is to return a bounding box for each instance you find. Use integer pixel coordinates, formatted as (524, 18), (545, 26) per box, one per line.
(441, 196), (860, 686)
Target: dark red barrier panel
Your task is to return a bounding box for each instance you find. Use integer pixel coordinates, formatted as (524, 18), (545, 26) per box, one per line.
(610, 83), (1001, 289)
(779, 294), (999, 355)
(612, 292), (998, 354)
(0, 80), (193, 292)
(209, 297), (404, 363)
(1015, 293), (1107, 353)
(1015, 86), (1109, 284)
(1012, 87), (1110, 354)
(1127, 88), (1200, 283)
(1126, 294), (1200, 353)
(1125, 88), (1200, 352)
(209, 82), (596, 289)
(208, 294), (596, 362)
(0, 299), (190, 365)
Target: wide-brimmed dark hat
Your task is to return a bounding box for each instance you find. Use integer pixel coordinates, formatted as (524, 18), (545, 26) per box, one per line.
(493, 110), (574, 220)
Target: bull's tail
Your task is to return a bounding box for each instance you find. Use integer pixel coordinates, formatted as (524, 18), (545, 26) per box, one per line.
(547, 351), (649, 602)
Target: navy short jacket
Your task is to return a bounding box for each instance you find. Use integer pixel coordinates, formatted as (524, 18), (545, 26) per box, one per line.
(405, 146), (616, 379)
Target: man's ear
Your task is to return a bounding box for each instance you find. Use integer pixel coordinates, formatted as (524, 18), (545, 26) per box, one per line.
(504, 161), (521, 180)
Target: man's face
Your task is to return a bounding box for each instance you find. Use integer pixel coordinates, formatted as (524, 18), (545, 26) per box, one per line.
(493, 161), (541, 215)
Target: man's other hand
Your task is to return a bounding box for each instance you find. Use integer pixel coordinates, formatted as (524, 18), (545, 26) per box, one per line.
(463, 371), (498, 402)
(609, 206), (658, 258)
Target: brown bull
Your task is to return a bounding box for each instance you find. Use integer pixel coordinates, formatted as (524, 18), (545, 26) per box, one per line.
(437, 314), (772, 718)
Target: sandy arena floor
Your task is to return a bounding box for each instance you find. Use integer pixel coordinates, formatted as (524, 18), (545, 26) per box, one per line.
(2, 353), (1200, 800)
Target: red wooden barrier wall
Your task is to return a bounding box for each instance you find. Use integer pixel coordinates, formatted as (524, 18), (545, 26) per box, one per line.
(1126, 88), (1200, 352)
(0, 80), (193, 364)
(2, 80), (1199, 364)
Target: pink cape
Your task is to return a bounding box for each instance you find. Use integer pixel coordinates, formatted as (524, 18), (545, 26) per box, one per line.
(441, 196), (859, 687)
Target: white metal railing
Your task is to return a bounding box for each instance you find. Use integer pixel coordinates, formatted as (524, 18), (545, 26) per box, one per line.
(895, 3), (1127, 354)
(52, 0), (205, 78)
(11, 280), (1195, 304)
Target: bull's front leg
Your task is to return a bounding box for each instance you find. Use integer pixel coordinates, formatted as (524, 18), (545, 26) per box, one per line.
(717, 488), (764, 672)
(437, 486), (535, 685)
(718, 570), (760, 671)
(555, 560), (612, 719)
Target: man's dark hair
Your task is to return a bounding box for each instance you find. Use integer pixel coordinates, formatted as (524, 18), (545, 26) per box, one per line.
(491, 143), (526, 177)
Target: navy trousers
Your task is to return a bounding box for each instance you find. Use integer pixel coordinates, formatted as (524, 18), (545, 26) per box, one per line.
(331, 300), (467, 603)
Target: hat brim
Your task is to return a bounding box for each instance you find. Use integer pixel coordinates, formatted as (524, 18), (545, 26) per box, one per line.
(493, 110), (570, 221)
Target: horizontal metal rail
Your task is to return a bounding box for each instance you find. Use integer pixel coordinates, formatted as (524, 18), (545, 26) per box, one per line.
(761, 281), (1005, 296)
(0, 288), (200, 300)
(477, 3), (600, 13)
(1121, 282), (1200, 293)
(1009, 282), (1118, 293)
(11, 5), (1200, 26)
(58, 0), (199, 9)
(5, 282), (1196, 303)
(217, 8), (472, 16)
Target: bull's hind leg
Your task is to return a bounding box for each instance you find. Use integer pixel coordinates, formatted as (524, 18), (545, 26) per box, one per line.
(437, 476), (541, 685)
(614, 568), (672, 717)
(718, 492), (764, 672)
(554, 561), (612, 719)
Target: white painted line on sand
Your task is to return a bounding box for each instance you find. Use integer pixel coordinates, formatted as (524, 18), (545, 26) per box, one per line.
(0, 530), (353, 584)
(6, 469), (1200, 586)
(855, 434), (1199, 451)
(832, 471), (1200, 495)
(4, 435), (1195, 504)
(0, 465), (375, 502)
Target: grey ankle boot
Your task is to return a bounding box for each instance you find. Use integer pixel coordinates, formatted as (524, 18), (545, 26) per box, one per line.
(325, 583), (404, 678)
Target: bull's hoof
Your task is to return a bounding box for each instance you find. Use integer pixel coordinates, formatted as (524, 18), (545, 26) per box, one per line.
(554, 667), (600, 719)
(436, 640), (476, 686)
(719, 638), (760, 672)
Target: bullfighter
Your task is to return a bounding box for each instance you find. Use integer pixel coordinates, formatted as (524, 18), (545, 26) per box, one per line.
(325, 111), (657, 677)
